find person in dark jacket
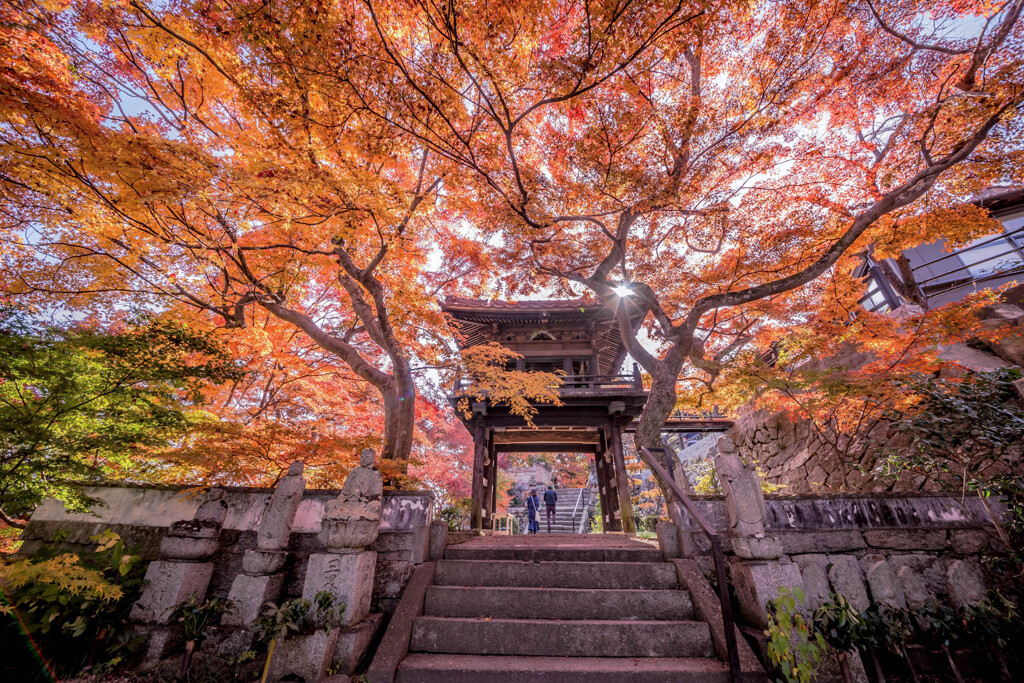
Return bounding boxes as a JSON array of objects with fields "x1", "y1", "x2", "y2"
[
  {"x1": 526, "y1": 489, "x2": 540, "y2": 534},
  {"x1": 543, "y1": 485, "x2": 557, "y2": 533}
]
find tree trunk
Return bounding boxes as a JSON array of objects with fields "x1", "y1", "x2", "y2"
[
  {"x1": 869, "y1": 650, "x2": 886, "y2": 683},
  {"x1": 381, "y1": 367, "x2": 417, "y2": 465},
  {"x1": 632, "y1": 358, "x2": 692, "y2": 500},
  {"x1": 976, "y1": 489, "x2": 1011, "y2": 548},
  {"x1": 990, "y1": 644, "x2": 1012, "y2": 681},
  {"x1": 899, "y1": 644, "x2": 920, "y2": 683},
  {"x1": 632, "y1": 363, "x2": 679, "y2": 451},
  {"x1": 0, "y1": 505, "x2": 27, "y2": 529},
  {"x1": 941, "y1": 644, "x2": 966, "y2": 683}
]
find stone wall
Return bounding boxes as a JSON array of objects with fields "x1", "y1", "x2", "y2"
[
  {"x1": 18, "y1": 484, "x2": 433, "y2": 613},
  {"x1": 727, "y1": 407, "x2": 930, "y2": 495},
  {"x1": 728, "y1": 401, "x2": 1022, "y2": 496},
  {"x1": 723, "y1": 302, "x2": 1024, "y2": 495},
  {"x1": 673, "y1": 492, "x2": 1007, "y2": 618}
]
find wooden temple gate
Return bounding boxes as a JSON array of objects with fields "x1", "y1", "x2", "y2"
[{"x1": 443, "y1": 297, "x2": 650, "y2": 534}]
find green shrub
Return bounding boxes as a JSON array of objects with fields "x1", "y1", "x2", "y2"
[
  {"x1": 252, "y1": 591, "x2": 346, "y2": 683},
  {"x1": 167, "y1": 594, "x2": 236, "y2": 679},
  {"x1": 0, "y1": 530, "x2": 144, "y2": 679},
  {"x1": 764, "y1": 586, "x2": 827, "y2": 683},
  {"x1": 437, "y1": 497, "x2": 472, "y2": 531}
]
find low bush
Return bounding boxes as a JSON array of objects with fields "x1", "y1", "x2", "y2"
[{"x1": 0, "y1": 530, "x2": 145, "y2": 680}]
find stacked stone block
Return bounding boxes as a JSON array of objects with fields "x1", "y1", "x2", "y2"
[
  {"x1": 218, "y1": 461, "x2": 305, "y2": 652},
  {"x1": 129, "y1": 487, "x2": 228, "y2": 667}
]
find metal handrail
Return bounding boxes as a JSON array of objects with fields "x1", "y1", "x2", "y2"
[
  {"x1": 571, "y1": 488, "x2": 591, "y2": 533},
  {"x1": 641, "y1": 446, "x2": 741, "y2": 683},
  {"x1": 910, "y1": 224, "x2": 1024, "y2": 271},
  {"x1": 569, "y1": 487, "x2": 583, "y2": 532}
]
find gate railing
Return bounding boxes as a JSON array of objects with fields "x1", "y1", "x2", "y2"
[
  {"x1": 641, "y1": 446, "x2": 741, "y2": 683},
  {"x1": 454, "y1": 370, "x2": 645, "y2": 395}
]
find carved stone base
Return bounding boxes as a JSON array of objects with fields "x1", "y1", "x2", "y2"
[
  {"x1": 159, "y1": 535, "x2": 219, "y2": 561},
  {"x1": 302, "y1": 551, "x2": 376, "y2": 627},
  {"x1": 730, "y1": 559, "x2": 804, "y2": 629},
  {"x1": 222, "y1": 572, "x2": 285, "y2": 627},
  {"x1": 266, "y1": 612, "x2": 383, "y2": 683},
  {"x1": 333, "y1": 612, "x2": 383, "y2": 674},
  {"x1": 129, "y1": 560, "x2": 214, "y2": 624},
  {"x1": 267, "y1": 627, "x2": 339, "y2": 683},
  {"x1": 733, "y1": 535, "x2": 783, "y2": 560},
  {"x1": 134, "y1": 625, "x2": 180, "y2": 671},
  {"x1": 206, "y1": 624, "x2": 260, "y2": 657},
  {"x1": 319, "y1": 517, "x2": 380, "y2": 551}
]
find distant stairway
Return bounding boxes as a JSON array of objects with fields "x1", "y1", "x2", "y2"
[
  {"x1": 534, "y1": 487, "x2": 590, "y2": 533},
  {"x1": 380, "y1": 535, "x2": 761, "y2": 682}
]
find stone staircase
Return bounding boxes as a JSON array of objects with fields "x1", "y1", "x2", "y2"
[
  {"x1": 533, "y1": 487, "x2": 590, "y2": 533},
  {"x1": 386, "y1": 535, "x2": 755, "y2": 682}
]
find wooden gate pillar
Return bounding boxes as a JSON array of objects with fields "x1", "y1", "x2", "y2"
[
  {"x1": 598, "y1": 428, "x2": 622, "y2": 531},
  {"x1": 609, "y1": 418, "x2": 637, "y2": 534},
  {"x1": 593, "y1": 446, "x2": 612, "y2": 532},
  {"x1": 486, "y1": 439, "x2": 498, "y2": 529},
  {"x1": 470, "y1": 417, "x2": 486, "y2": 531}
]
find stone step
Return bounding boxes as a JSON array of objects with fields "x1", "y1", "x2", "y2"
[
  {"x1": 424, "y1": 586, "x2": 694, "y2": 621},
  {"x1": 410, "y1": 617, "x2": 715, "y2": 658},
  {"x1": 434, "y1": 560, "x2": 678, "y2": 590},
  {"x1": 445, "y1": 541, "x2": 661, "y2": 563},
  {"x1": 396, "y1": 654, "x2": 731, "y2": 682}
]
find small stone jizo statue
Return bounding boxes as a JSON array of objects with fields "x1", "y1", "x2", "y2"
[
  {"x1": 192, "y1": 486, "x2": 229, "y2": 526},
  {"x1": 257, "y1": 460, "x2": 306, "y2": 551},
  {"x1": 714, "y1": 436, "x2": 781, "y2": 560},
  {"x1": 320, "y1": 449, "x2": 383, "y2": 551}
]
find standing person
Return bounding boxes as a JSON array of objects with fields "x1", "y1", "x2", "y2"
[
  {"x1": 544, "y1": 485, "x2": 558, "y2": 533},
  {"x1": 526, "y1": 488, "x2": 540, "y2": 534}
]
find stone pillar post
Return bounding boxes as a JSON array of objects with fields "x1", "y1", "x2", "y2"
[
  {"x1": 269, "y1": 449, "x2": 382, "y2": 683},
  {"x1": 222, "y1": 461, "x2": 306, "y2": 631},
  {"x1": 486, "y1": 439, "x2": 499, "y2": 527},
  {"x1": 593, "y1": 447, "x2": 612, "y2": 531},
  {"x1": 130, "y1": 487, "x2": 229, "y2": 667},
  {"x1": 714, "y1": 436, "x2": 801, "y2": 629},
  {"x1": 714, "y1": 435, "x2": 782, "y2": 561}
]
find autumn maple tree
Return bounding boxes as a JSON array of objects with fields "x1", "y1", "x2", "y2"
[
  {"x1": 0, "y1": 308, "x2": 238, "y2": 527},
  {"x1": 165, "y1": 311, "x2": 383, "y2": 487},
  {"x1": 356, "y1": 0, "x2": 1024, "y2": 482},
  {"x1": 0, "y1": 0, "x2": 490, "y2": 467},
  {"x1": 3, "y1": 0, "x2": 1024, "y2": 499}
]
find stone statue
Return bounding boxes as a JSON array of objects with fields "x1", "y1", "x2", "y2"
[
  {"x1": 325, "y1": 449, "x2": 383, "y2": 522},
  {"x1": 161, "y1": 486, "x2": 228, "y2": 561},
  {"x1": 320, "y1": 449, "x2": 383, "y2": 551},
  {"x1": 257, "y1": 461, "x2": 306, "y2": 551},
  {"x1": 239, "y1": 461, "x2": 307, "y2": 576},
  {"x1": 714, "y1": 436, "x2": 781, "y2": 560},
  {"x1": 192, "y1": 486, "x2": 229, "y2": 526}
]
